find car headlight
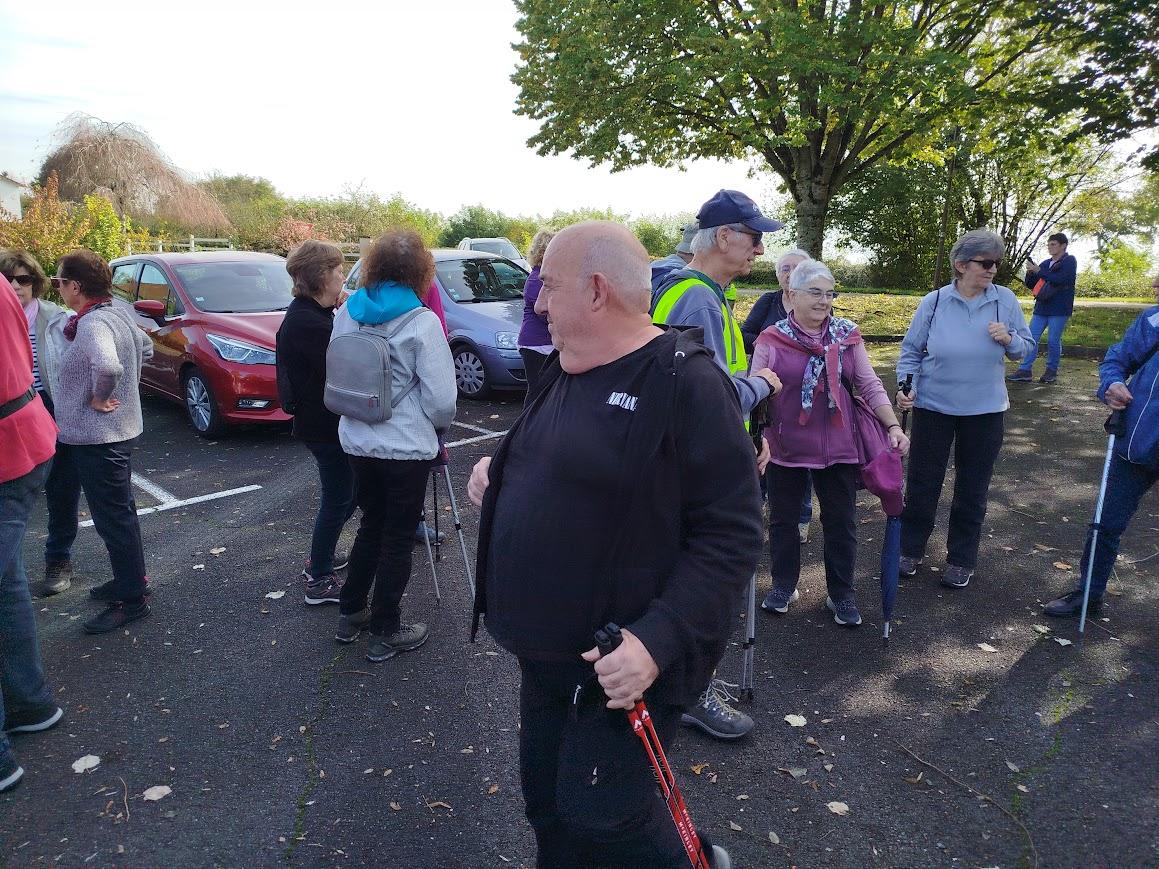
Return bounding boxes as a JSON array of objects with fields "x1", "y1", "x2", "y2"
[
  {"x1": 206, "y1": 334, "x2": 277, "y2": 365},
  {"x1": 495, "y1": 331, "x2": 519, "y2": 350}
]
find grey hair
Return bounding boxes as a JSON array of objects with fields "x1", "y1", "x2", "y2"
[
  {"x1": 689, "y1": 226, "x2": 724, "y2": 255},
  {"x1": 528, "y1": 229, "x2": 555, "y2": 268},
  {"x1": 949, "y1": 229, "x2": 1004, "y2": 270},
  {"x1": 787, "y1": 259, "x2": 835, "y2": 291},
  {"x1": 776, "y1": 248, "x2": 811, "y2": 272}
]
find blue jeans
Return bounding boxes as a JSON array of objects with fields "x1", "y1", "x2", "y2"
[
  {"x1": 303, "y1": 441, "x2": 356, "y2": 576},
  {"x1": 1077, "y1": 452, "x2": 1158, "y2": 598},
  {"x1": 1019, "y1": 314, "x2": 1070, "y2": 372},
  {"x1": 1, "y1": 460, "x2": 55, "y2": 764}
]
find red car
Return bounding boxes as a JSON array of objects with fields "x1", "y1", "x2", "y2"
[{"x1": 108, "y1": 251, "x2": 293, "y2": 438}]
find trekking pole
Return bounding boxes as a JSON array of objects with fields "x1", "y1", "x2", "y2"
[
  {"x1": 594, "y1": 624, "x2": 712, "y2": 869},
  {"x1": 441, "y1": 463, "x2": 476, "y2": 602},
  {"x1": 431, "y1": 468, "x2": 442, "y2": 562},
  {"x1": 1078, "y1": 410, "x2": 1124, "y2": 640},
  {"x1": 740, "y1": 397, "x2": 769, "y2": 703},
  {"x1": 419, "y1": 495, "x2": 441, "y2": 604},
  {"x1": 898, "y1": 374, "x2": 914, "y2": 433}
]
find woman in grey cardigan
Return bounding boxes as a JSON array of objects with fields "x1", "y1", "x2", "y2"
[
  {"x1": 44, "y1": 249, "x2": 154, "y2": 634},
  {"x1": 895, "y1": 230, "x2": 1032, "y2": 590}
]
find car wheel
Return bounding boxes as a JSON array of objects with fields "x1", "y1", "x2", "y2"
[
  {"x1": 453, "y1": 345, "x2": 490, "y2": 400},
  {"x1": 183, "y1": 367, "x2": 227, "y2": 438}
]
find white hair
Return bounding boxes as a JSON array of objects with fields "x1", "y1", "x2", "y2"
[
  {"x1": 787, "y1": 259, "x2": 835, "y2": 291},
  {"x1": 776, "y1": 248, "x2": 811, "y2": 271},
  {"x1": 689, "y1": 226, "x2": 725, "y2": 256}
]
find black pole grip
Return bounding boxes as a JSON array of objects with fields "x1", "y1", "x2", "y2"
[
  {"x1": 1104, "y1": 410, "x2": 1126, "y2": 437},
  {"x1": 595, "y1": 623, "x2": 623, "y2": 657},
  {"x1": 899, "y1": 374, "x2": 913, "y2": 395}
]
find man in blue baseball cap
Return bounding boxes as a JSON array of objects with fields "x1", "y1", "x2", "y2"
[{"x1": 651, "y1": 190, "x2": 784, "y2": 742}]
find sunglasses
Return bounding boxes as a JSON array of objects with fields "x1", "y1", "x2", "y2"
[
  {"x1": 969, "y1": 259, "x2": 1002, "y2": 270},
  {"x1": 728, "y1": 225, "x2": 763, "y2": 246},
  {"x1": 50, "y1": 276, "x2": 75, "y2": 290},
  {"x1": 2, "y1": 273, "x2": 35, "y2": 287},
  {"x1": 798, "y1": 288, "x2": 839, "y2": 301}
]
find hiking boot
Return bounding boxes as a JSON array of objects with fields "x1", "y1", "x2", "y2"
[
  {"x1": 1039, "y1": 368, "x2": 1058, "y2": 384},
  {"x1": 761, "y1": 587, "x2": 800, "y2": 614},
  {"x1": 302, "y1": 551, "x2": 349, "y2": 580},
  {"x1": 899, "y1": 556, "x2": 921, "y2": 577},
  {"x1": 4, "y1": 704, "x2": 63, "y2": 734},
  {"x1": 680, "y1": 678, "x2": 754, "y2": 740},
  {"x1": 366, "y1": 623, "x2": 429, "y2": 663},
  {"x1": 90, "y1": 579, "x2": 153, "y2": 603},
  {"x1": 826, "y1": 596, "x2": 863, "y2": 627},
  {"x1": 335, "y1": 608, "x2": 372, "y2": 644},
  {"x1": 0, "y1": 754, "x2": 24, "y2": 793},
  {"x1": 303, "y1": 573, "x2": 343, "y2": 605},
  {"x1": 413, "y1": 522, "x2": 444, "y2": 546},
  {"x1": 83, "y1": 599, "x2": 151, "y2": 634},
  {"x1": 941, "y1": 565, "x2": 973, "y2": 589},
  {"x1": 40, "y1": 559, "x2": 73, "y2": 596},
  {"x1": 1044, "y1": 589, "x2": 1103, "y2": 618},
  {"x1": 798, "y1": 522, "x2": 810, "y2": 543},
  {"x1": 1006, "y1": 369, "x2": 1033, "y2": 382}
]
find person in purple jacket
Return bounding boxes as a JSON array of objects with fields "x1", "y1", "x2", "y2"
[
  {"x1": 1008, "y1": 232, "x2": 1077, "y2": 384},
  {"x1": 516, "y1": 230, "x2": 555, "y2": 400}
]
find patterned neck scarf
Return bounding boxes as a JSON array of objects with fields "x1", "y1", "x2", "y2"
[
  {"x1": 63, "y1": 297, "x2": 112, "y2": 341},
  {"x1": 774, "y1": 312, "x2": 859, "y2": 425}
]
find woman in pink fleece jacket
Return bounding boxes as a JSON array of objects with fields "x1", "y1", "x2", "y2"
[{"x1": 752, "y1": 260, "x2": 908, "y2": 628}]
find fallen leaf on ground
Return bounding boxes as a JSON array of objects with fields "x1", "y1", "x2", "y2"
[
  {"x1": 209, "y1": 547, "x2": 226, "y2": 556},
  {"x1": 143, "y1": 785, "x2": 171, "y2": 801},
  {"x1": 1054, "y1": 637, "x2": 1074, "y2": 647},
  {"x1": 805, "y1": 736, "x2": 820, "y2": 747},
  {"x1": 784, "y1": 714, "x2": 807, "y2": 727},
  {"x1": 427, "y1": 801, "x2": 452, "y2": 810},
  {"x1": 736, "y1": 794, "x2": 750, "y2": 800},
  {"x1": 728, "y1": 821, "x2": 743, "y2": 831},
  {"x1": 827, "y1": 801, "x2": 850, "y2": 816},
  {"x1": 903, "y1": 772, "x2": 923, "y2": 785},
  {"x1": 823, "y1": 763, "x2": 834, "y2": 772},
  {"x1": 1001, "y1": 545, "x2": 1015, "y2": 552},
  {"x1": 1032, "y1": 624, "x2": 1051, "y2": 634},
  {"x1": 977, "y1": 643, "x2": 999, "y2": 653},
  {"x1": 192, "y1": 564, "x2": 205, "y2": 570},
  {"x1": 690, "y1": 763, "x2": 709, "y2": 775},
  {"x1": 768, "y1": 832, "x2": 781, "y2": 844},
  {"x1": 389, "y1": 802, "x2": 401, "y2": 811},
  {"x1": 777, "y1": 767, "x2": 808, "y2": 780},
  {"x1": 72, "y1": 754, "x2": 100, "y2": 773},
  {"x1": 1053, "y1": 561, "x2": 1073, "y2": 570},
  {"x1": 1016, "y1": 784, "x2": 1030, "y2": 793},
  {"x1": 1034, "y1": 543, "x2": 1057, "y2": 552},
  {"x1": 264, "y1": 590, "x2": 286, "y2": 600},
  {"x1": 487, "y1": 784, "x2": 499, "y2": 795},
  {"x1": 1005, "y1": 760, "x2": 1020, "y2": 773}
]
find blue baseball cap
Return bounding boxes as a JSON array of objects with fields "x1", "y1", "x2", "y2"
[{"x1": 696, "y1": 189, "x2": 784, "y2": 233}]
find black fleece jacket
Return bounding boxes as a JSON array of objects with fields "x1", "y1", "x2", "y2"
[
  {"x1": 471, "y1": 328, "x2": 763, "y2": 707},
  {"x1": 275, "y1": 295, "x2": 340, "y2": 443}
]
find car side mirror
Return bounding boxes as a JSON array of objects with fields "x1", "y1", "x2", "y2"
[{"x1": 133, "y1": 299, "x2": 168, "y2": 322}]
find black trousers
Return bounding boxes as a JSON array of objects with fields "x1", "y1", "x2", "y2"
[
  {"x1": 519, "y1": 349, "x2": 550, "y2": 405},
  {"x1": 900, "y1": 408, "x2": 1005, "y2": 570},
  {"x1": 766, "y1": 462, "x2": 860, "y2": 602},
  {"x1": 518, "y1": 659, "x2": 695, "y2": 869},
  {"x1": 339, "y1": 457, "x2": 430, "y2": 635}
]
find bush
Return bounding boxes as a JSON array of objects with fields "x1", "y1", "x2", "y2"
[
  {"x1": 0, "y1": 173, "x2": 89, "y2": 274},
  {"x1": 829, "y1": 256, "x2": 873, "y2": 288}
]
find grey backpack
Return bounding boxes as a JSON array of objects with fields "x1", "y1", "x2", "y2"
[{"x1": 324, "y1": 308, "x2": 425, "y2": 424}]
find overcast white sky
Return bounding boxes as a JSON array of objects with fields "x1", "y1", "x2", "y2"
[{"x1": 0, "y1": 0, "x2": 778, "y2": 221}]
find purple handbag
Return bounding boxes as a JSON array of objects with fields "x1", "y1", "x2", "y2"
[{"x1": 843, "y1": 383, "x2": 904, "y2": 517}]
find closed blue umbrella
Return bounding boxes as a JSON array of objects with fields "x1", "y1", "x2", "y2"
[{"x1": 881, "y1": 515, "x2": 901, "y2": 644}]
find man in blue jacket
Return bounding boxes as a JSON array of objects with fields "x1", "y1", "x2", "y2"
[
  {"x1": 1044, "y1": 273, "x2": 1159, "y2": 617},
  {"x1": 1009, "y1": 232, "x2": 1078, "y2": 384}
]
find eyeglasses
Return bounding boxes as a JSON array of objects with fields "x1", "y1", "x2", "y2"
[
  {"x1": 3, "y1": 273, "x2": 35, "y2": 287},
  {"x1": 50, "y1": 276, "x2": 75, "y2": 290},
  {"x1": 797, "y1": 288, "x2": 839, "y2": 301},
  {"x1": 968, "y1": 259, "x2": 1002, "y2": 270},
  {"x1": 727, "y1": 225, "x2": 762, "y2": 246}
]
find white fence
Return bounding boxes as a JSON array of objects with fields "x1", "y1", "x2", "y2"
[{"x1": 126, "y1": 236, "x2": 234, "y2": 254}]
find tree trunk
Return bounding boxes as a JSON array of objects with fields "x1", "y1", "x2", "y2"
[{"x1": 793, "y1": 197, "x2": 829, "y2": 260}]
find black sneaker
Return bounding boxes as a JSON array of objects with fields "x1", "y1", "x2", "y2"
[
  {"x1": 335, "y1": 608, "x2": 371, "y2": 643},
  {"x1": 761, "y1": 587, "x2": 799, "y2": 614},
  {"x1": 413, "y1": 522, "x2": 444, "y2": 546},
  {"x1": 366, "y1": 623, "x2": 429, "y2": 663},
  {"x1": 40, "y1": 559, "x2": 73, "y2": 596},
  {"x1": 90, "y1": 580, "x2": 153, "y2": 603},
  {"x1": 83, "y1": 599, "x2": 151, "y2": 634},
  {"x1": 304, "y1": 573, "x2": 343, "y2": 605},
  {"x1": 1039, "y1": 368, "x2": 1058, "y2": 384},
  {"x1": 680, "y1": 679, "x2": 754, "y2": 740},
  {"x1": 0, "y1": 754, "x2": 23, "y2": 793},
  {"x1": 941, "y1": 565, "x2": 973, "y2": 589},
  {"x1": 898, "y1": 556, "x2": 921, "y2": 577},
  {"x1": 1044, "y1": 589, "x2": 1103, "y2": 618},
  {"x1": 301, "y1": 551, "x2": 349, "y2": 580},
  {"x1": 826, "y1": 596, "x2": 863, "y2": 627},
  {"x1": 4, "y1": 705, "x2": 63, "y2": 734},
  {"x1": 1007, "y1": 369, "x2": 1033, "y2": 382}
]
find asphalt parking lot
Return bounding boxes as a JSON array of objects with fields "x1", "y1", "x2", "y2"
[{"x1": 4, "y1": 356, "x2": 1157, "y2": 868}]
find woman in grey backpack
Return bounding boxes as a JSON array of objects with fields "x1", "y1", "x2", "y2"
[{"x1": 330, "y1": 230, "x2": 457, "y2": 662}]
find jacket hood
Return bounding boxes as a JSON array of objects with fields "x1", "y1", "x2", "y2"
[{"x1": 345, "y1": 281, "x2": 422, "y2": 325}]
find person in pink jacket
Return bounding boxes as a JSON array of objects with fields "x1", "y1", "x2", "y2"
[{"x1": 753, "y1": 260, "x2": 909, "y2": 627}]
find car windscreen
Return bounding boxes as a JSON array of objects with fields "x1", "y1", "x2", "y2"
[
  {"x1": 472, "y1": 241, "x2": 521, "y2": 260},
  {"x1": 172, "y1": 262, "x2": 293, "y2": 313},
  {"x1": 436, "y1": 258, "x2": 526, "y2": 303}
]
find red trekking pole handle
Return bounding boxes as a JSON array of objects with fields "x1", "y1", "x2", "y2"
[{"x1": 594, "y1": 624, "x2": 711, "y2": 869}]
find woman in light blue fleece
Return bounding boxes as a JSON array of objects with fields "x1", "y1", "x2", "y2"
[{"x1": 894, "y1": 230, "x2": 1032, "y2": 589}]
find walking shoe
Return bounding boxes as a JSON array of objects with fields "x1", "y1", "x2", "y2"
[
  {"x1": 366, "y1": 622, "x2": 430, "y2": 663},
  {"x1": 90, "y1": 579, "x2": 153, "y2": 603},
  {"x1": 83, "y1": 599, "x2": 151, "y2": 634},
  {"x1": 335, "y1": 608, "x2": 372, "y2": 643},
  {"x1": 941, "y1": 565, "x2": 973, "y2": 589},
  {"x1": 40, "y1": 559, "x2": 73, "y2": 596},
  {"x1": 413, "y1": 522, "x2": 444, "y2": 546},
  {"x1": 899, "y1": 556, "x2": 921, "y2": 577},
  {"x1": 1044, "y1": 589, "x2": 1103, "y2": 618},
  {"x1": 301, "y1": 551, "x2": 349, "y2": 580},
  {"x1": 303, "y1": 573, "x2": 343, "y2": 605},
  {"x1": 761, "y1": 587, "x2": 800, "y2": 614},
  {"x1": 710, "y1": 845, "x2": 732, "y2": 869},
  {"x1": 798, "y1": 522, "x2": 810, "y2": 543},
  {"x1": 0, "y1": 755, "x2": 24, "y2": 793},
  {"x1": 1006, "y1": 369, "x2": 1033, "y2": 382},
  {"x1": 1039, "y1": 368, "x2": 1058, "y2": 384},
  {"x1": 680, "y1": 679, "x2": 754, "y2": 740},
  {"x1": 826, "y1": 596, "x2": 863, "y2": 627},
  {"x1": 4, "y1": 705, "x2": 63, "y2": 734}
]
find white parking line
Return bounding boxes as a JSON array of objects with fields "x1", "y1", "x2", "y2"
[
  {"x1": 79, "y1": 485, "x2": 263, "y2": 528},
  {"x1": 445, "y1": 431, "x2": 507, "y2": 448},
  {"x1": 130, "y1": 472, "x2": 179, "y2": 505},
  {"x1": 451, "y1": 420, "x2": 504, "y2": 436}
]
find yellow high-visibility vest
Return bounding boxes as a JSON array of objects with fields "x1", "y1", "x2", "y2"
[{"x1": 652, "y1": 277, "x2": 747, "y2": 375}]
